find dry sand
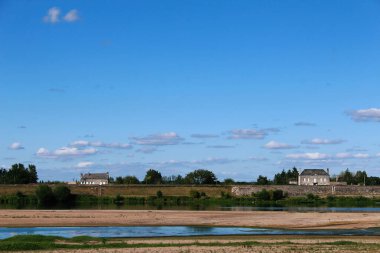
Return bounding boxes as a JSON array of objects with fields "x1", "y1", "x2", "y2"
[{"x1": 0, "y1": 210, "x2": 379, "y2": 229}]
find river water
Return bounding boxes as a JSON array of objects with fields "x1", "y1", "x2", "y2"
[{"x1": 1, "y1": 226, "x2": 380, "y2": 239}]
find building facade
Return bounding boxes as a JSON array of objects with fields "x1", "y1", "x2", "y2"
[
  {"x1": 80, "y1": 172, "x2": 109, "y2": 185},
  {"x1": 298, "y1": 169, "x2": 330, "y2": 186}
]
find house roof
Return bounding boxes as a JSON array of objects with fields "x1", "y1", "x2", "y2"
[
  {"x1": 300, "y1": 169, "x2": 329, "y2": 176},
  {"x1": 81, "y1": 173, "x2": 109, "y2": 180}
]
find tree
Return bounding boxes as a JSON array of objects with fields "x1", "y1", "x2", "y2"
[
  {"x1": 35, "y1": 185, "x2": 54, "y2": 205},
  {"x1": 124, "y1": 176, "x2": 140, "y2": 184},
  {"x1": 53, "y1": 185, "x2": 71, "y2": 203},
  {"x1": 354, "y1": 170, "x2": 367, "y2": 185},
  {"x1": 273, "y1": 167, "x2": 298, "y2": 185},
  {"x1": 144, "y1": 169, "x2": 162, "y2": 184},
  {"x1": 184, "y1": 169, "x2": 217, "y2": 184},
  {"x1": 255, "y1": 189, "x2": 270, "y2": 201},
  {"x1": 256, "y1": 175, "x2": 270, "y2": 185},
  {"x1": 114, "y1": 176, "x2": 123, "y2": 184},
  {"x1": 0, "y1": 163, "x2": 39, "y2": 184},
  {"x1": 338, "y1": 169, "x2": 354, "y2": 185},
  {"x1": 28, "y1": 164, "x2": 38, "y2": 183},
  {"x1": 223, "y1": 178, "x2": 235, "y2": 185}
]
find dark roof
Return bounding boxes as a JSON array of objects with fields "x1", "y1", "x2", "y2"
[
  {"x1": 81, "y1": 173, "x2": 109, "y2": 180},
  {"x1": 300, "y1": 169, "x2": 329, "y2": 176}
]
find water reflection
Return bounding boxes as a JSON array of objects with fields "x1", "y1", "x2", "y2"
[{"x1": 0, "y1": 226, "x2": 380, "y2": 239}]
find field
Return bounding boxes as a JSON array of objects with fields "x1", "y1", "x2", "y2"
[
  {"x1": 0, "y1": 185, "x2": 231, "y2": 198},
  {"x1": 1, "y1": 235, "x2": 380, "y2": 253}
]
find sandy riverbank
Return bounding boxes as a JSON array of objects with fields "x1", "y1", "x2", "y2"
[{"x1": 0, "y1": 210, "x2": 380, "y2": 229}]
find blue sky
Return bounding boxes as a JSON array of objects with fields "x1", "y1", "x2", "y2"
[{"x1": 1, "y1": 0, "x2": 380, "y2": 181}]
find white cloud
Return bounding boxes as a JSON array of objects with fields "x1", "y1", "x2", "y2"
[
  {"x1": 263, "y1": 141, "x2": 297, "y2": 149},
  {"x1": 63, "y1": 9, "x2": 79, "y2": 22},
  {"x1": 335, "y1": 153, "x2": 370, "y2": 159},
  {"x1": 132, "y1": 132, "x2": 184, "y2": 146},
  {"x1": 136, "y1": 147, "x2": 158, "y2": 154},
  {"x1": 248, "y1": 156, "x2": 268, "y2": 161},
  {"x1": 228, "y1": 129, "x2": 267, "y2": 140},
  {"x1": 9, "y1": 142, "x2": 24, "y2": 150},
  {"x1": 348, "y1": 108, "x2": 380, "y2": 122},
  {"x1": 70, "y1": 140, "x2": 132, "y2": 149},
  {"x1": 302, "y1": 138, "x2": 345, "y2": 145},
  {"x1": 286, "y1": 152, "x2": 330, "y2": 160},
  {"x1": 191, "y1": 134, "x2": 219, "y2": 139},
  {"x1": 43, "y1": 7, "x2": 60, "y2": 23},
  {"x1": 36, "y1": 147, "x2": 97, "y2": 159},
  {"x1": 294, "y1": 121, "x2": 316, "y2": 127},
  {"x1": 43, "y1": 7, "x2": 79, "y2": 24},
  {"x1": 76, "y1": 162, "x2": 94, "y2": 168},
  {"x1": 207, "y1": 145, "x2": 235, "y2": 149}
]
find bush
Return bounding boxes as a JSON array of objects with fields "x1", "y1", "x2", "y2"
[
  {"x1": 35, "y1": 185, "x2": 55, "y2": 205},
  {"x1": 220, "y1": 191, "x2": 232, "y2": 199},
  {"x1": 189, "y1": 190, "x2": 201, "y2": 199},
  {"x1": 156, "y1": 190, "x2": 163, "y2": 198},
  {"x1": 271, "y1": 189, "x2": 285, "y2": 201},
  {"x1": 114, "y1": 194, "x2": 124, "y2": 204},
  {"x1": 255, "y1": 189, "x2": 271, "y2": 201},
  {"x1": 53, "y1": 185, "x2": 71, "y2": 203}
]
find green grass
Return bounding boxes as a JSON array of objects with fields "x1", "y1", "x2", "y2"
[{"x1": 0, "y1": 235, "x2": 379, "y2": 252}]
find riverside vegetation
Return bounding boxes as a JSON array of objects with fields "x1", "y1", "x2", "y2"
[
  {"x1": 1, "y1": 163, "x2": 380, "y2": 209},
  {"x1": 0, "y1": 184, "x2": 379, "y2": 209},
  {"x1": 1, "y1": 234, "x2": 380, "y2": 252}
]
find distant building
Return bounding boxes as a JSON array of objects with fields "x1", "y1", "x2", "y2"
[
  {"x1": 80, "y1": 172, "x2": 109, "y2": 185},
  {"x1": 298, "y1": 169, "x2": 330, "y2": 186}
]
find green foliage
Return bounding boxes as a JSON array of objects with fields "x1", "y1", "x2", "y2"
[
  {"x1": 256, "y1": 175, "x2": 270, "y2": 185},
  {"x1": 254, "y1": 189, "x2": 286, "y2": 201},
  {"x1": 162, "y1": 175, "x2": 184, "y2": 184},
  {"x1": 184, "y1": 169, "x2": 217, "y2": 184},
  {"x1": 53, "y1": 185, "x2": 72, "y2": 203},
  {"x1": 223, "y1": 178, "x2": 235, "y2": 185},
  {"x1": 273, "y1": 167, "x2": 298, "y2": 185},
  {"x1": 254, "y1": 189, "x2": 271, "y2": 201},
  {"x1": 35, "y1": 185, "x2": 55, "y2": 205},
  {"x1": 220, "y1": 191, "x2": 231, "y2": 199},
  {"x1": 189, "y1": 190, "x2": 201, "y2": 199},
  {"x1": 0, "y1": 164, "x2": 38, "y2": 184},
  {"x1": 144, "y1": 169, "x2": 162, "y2": 184},
  {"x1": 156, "y1": 190, "x2": 163, "y2": 198},
  {"x1": 113, "y1": 176, "x2": 140, "y2": 184}
]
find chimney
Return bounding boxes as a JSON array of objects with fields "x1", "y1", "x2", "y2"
[{"x1": 327, "y1": 168, "x2": 329, "y2": 175}]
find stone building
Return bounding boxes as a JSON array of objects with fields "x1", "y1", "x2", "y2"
[
  {"x1": 298, "y1": 169, "x2": 330, "y2": 186},
  {"x1": 80, "y1": 172, "x2": 109, "y2": 185}
]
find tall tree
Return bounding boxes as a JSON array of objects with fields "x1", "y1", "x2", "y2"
[
  {"x1": 144, "y1": 169, "x2": 162, "y2": 184},
  {"x1": 184, "y1": 169, "x2": 217, "y2": 184}
]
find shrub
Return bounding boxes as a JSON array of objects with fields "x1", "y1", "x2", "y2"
[
  {"x1": 156, "y1": 190, "x2": 163, "y2": 198},
  {"x1": 189, "y1": 190, "x2": 201, "y2": 199},
  {"x1": 114, "y1": 194, "x2": 124, "y2": 204},
  {"x1": 271, "y1": 189, "x2": 285, "y2": 201},
  {"x1": 35, "y1": 185, "x2": 55, "y2": 205},
  {"x1": 255, "y1": 189, "x2": 270, "y2": 201},
  {"x1": 53, "y1": 185, "x2": 71, "y2": 203}
]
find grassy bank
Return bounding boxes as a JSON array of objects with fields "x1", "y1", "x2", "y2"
[{"x1": 1, "y1": 235, "x2": 380, "y2": 252}]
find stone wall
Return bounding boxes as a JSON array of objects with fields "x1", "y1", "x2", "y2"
[{"x1": 232, "y1": 185, "x2": 380, "y2": 197}]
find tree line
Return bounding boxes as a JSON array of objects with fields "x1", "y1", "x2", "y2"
[
  {"x1": 2, "y1": 163, "x2": 380, "y2": 186},
  {"x1": 110, "y1": 169, "x2": 218, "y2": 185},
  {"x1": 0, "y1": 164, "x2": 38, "y2": 184}
]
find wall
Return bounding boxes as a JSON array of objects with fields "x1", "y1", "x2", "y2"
[{"x1": 232, "y1": 185, "x2": 380, "y2": 197}]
